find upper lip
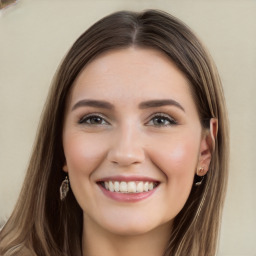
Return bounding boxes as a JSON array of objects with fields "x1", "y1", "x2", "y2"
[{"x1": 96, "y1": 175, "x2": 160, "y2": 183}]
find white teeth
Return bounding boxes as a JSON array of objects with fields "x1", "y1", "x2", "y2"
[
  {"x1": 114, "y1": 181, "x2": 119, "y2": 192},
  {"x1": 102, "y1": 181, "x2": 157, "y2": 193},
  {"x1": 109, "y1": 181, "x2": 114, "y2": 192},
  {"x1": 144, "y1": 182, "x2": 149, "y2": 192},
  {"x1": 137, "y1": 182, "x2": 144, "y2": 193},
  {"x1": 119, "y1": 181, "x2": 128, "y2": 192},
  {"x1": 104, "y1": 181, "x2": 109, "y2": 190},
  {"x1": 127, "y1": 181, "x2": 137, "y2": 193}
]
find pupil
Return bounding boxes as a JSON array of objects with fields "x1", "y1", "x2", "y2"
[
  {"x1": 92, "y1": 117, "x2": 101, "y2": 124},
  {"x1": 155, "y1": 117, "x2": 164, "y2": 125}
]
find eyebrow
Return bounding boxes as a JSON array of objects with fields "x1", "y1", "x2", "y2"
[
  {"x1": 71, "y1": 99, "x2": 185, "y2": 112},
  {"x1": 71, "y1": 99, "x2": 114, "y2": 111},
  {"x1": 139, "y1": 99, "x2": 185, "y2": 112}
]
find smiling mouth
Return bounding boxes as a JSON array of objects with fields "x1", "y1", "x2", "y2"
[{"x1": 98, "y1": 181, "x2": 160, "y2": 193}]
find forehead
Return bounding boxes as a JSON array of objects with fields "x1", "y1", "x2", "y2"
[{"x1": 69, "y1": 47, "x2": 195, "y2": 108}]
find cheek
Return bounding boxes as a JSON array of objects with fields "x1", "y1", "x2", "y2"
[
  {"x1": 63, "y1": 132, "x2": 109, "y2": 210},
  {"x1": 151, "y1": 134, "x2": 199, "y2": 172},
  {"x1": 149, "y1": 133, "x2": 200, "y2": 195},
  {"x1": 148, "y1": 134, "x2": 200, "y2": 218},
  {"x1": 63, "y1": 133, "x2": 108, "y2": 176}
]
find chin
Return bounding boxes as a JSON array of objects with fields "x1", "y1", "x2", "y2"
[
  {"x1": 100, "y1": 215, "x2": 172, "y2": 237},
  {"x1": 106, "y1": 227, "x2": 155, "y2": 237}
]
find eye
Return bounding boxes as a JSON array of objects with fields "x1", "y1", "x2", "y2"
[
  {"x1": 79, "y1": 114, "x2": 109, "y2": 126},
  {"x1": 146, "y1": 113, "x2": 177, "y2": 127}
]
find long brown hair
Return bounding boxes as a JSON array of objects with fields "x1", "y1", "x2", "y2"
[{"x1": 0, "y1": 10, "x2": 229, "y2": 256}]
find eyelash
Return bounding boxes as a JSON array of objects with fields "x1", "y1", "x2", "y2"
[
  {"x1": 146, "y1": 113, "x2": 177, "y2": 127},
  {"x1": 78, "y1": 113, "x2": 177, "y2": 127},
  {"x1": 78, "y1": 113, "x2": 109, "y2": 126}
]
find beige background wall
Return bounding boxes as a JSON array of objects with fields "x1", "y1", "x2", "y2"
[{"x1": 0, "y1": 0, "x2": 255, "y2": 255}]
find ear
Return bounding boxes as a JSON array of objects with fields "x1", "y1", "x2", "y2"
[
  {"x1": 197, "y1": 118, "x2": 218, "y2": 176},
  {"x1": 63, "y1": 163, "x2": 68, "y2": 173}
]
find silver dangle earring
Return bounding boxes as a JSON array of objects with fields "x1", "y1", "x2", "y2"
[
  {"x1": 60, "y1": 176, "x2": 69, "y2": 200},
  {"x1": 195, "y1": 167, "x2": 205, "y2": 186}
]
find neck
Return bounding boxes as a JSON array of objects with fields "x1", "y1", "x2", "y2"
[{"x1": 82, "y1": 218, "x2": 172, "y2": 256}]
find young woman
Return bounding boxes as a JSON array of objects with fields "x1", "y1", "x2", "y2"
[{"x1": 0, "y1": 9, "x2": 229, "y2": 256}]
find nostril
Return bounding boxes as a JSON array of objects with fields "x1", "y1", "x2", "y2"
[
  {"x1": 106, "y1": 129, "x2": 146, "y2": 166},
  {"x1": 107, "y1": 147, "x2": 145, "y2": 166}
]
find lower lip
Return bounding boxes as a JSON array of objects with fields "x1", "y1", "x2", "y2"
[{"x1": 98, "y1": 185, "x2": 158, "y2": 202}]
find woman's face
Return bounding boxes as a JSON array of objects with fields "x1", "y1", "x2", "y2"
[{"x1": 62, "y1": 47, "x2": 205, "y2": 236}]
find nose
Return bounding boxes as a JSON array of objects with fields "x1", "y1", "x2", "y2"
[{"x1": 107, "y1": 124, "x2": 145, "y2": 167}]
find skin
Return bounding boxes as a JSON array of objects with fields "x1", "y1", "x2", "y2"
[{"x1": 62, "y1": 47, "x2": 215, "y2": 256}]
